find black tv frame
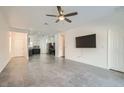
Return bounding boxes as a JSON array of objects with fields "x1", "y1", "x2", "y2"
[{"x1": 76, "y1": 34, "x2": 96, "y2": 48}]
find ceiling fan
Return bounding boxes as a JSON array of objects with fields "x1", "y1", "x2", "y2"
[{"x1": 46, "y1": 6, "x2": 78, "y2": 23}]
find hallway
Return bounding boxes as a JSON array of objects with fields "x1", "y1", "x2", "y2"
[{"x1": 0, "y1": 54, "x2": 124, "y2": 87}]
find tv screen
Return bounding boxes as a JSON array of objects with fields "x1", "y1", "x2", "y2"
[{"x1": 76, "y1": 34, "x2": 96, "y2": 48}]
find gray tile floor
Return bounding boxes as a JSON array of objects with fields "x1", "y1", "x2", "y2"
[{"x1": 0, "y1": 54, "x2": 124, "y2": 87}]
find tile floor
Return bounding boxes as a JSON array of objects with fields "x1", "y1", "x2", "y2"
[{"x1": 0, "y1": 54, "x2": 124, "y2": 87}]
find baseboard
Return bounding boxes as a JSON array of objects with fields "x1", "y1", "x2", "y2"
[
  {"x1": 0, "y1": 58, "x2": 11, "y2": 73},
  {"x1": 109, "y1": 69, "x2": 124, "y2": 73},
  {"x1": 65, "y1": 58, "x2": 108, "y2": 70}
]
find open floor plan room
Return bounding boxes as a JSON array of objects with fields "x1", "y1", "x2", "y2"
[{"x1": 0, "y1": 6, "x2": 124, "y2": 87}]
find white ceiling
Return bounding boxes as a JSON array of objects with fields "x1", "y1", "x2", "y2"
[{"x1": 1, "y1": 6, "x2": 121, "y2": 35}]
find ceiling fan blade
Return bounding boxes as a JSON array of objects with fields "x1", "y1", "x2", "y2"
[
  {"x1": 56, "y1": 19, "x2": 59, "y2": 23},
  {"x1": 65, "y1": 18, "x2": 72, "y2": 23},
  {"x1": 64, "y1": 12, "x2": 78, "y2": 17},
  {"x1": 46, "y1": 14, "x2": 57, "y2": 17},
  {"x1": 57, "y1": 6, "x2": 62, "y2": 15}
]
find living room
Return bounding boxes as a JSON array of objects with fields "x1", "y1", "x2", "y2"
[{"x1": 0, "y1": 5, "x2": 124, "y2": 88}]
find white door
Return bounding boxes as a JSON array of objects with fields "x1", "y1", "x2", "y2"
[
  {"x1": 11, "y1": 32, "x2": 28, "y2": 58},
  {"x1": 14, "y1": 34, "x2": 24, "y2": 56},
  {"x1": 108, "y1": 30, "x2": 124, "y2": 72}
]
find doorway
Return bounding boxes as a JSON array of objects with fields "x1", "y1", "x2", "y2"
[
  {"x1": 55, "y1": 32, "x2": 65, "y2": 58},
  {"x1": 9, "y1": 31, "x2": 28, "y2": 59},
  {"x1": 108, "y1": 30, "x2": 124, "y2": 72}
]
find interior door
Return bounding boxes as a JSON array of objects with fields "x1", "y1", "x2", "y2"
[
  {"x1": 14, "y1": 34, "x2": 24, "y2": 56},
  {"x1": 108, "y1": 30, "x2": 124, "y2": 72},
  {"x1": 11, "y1": 32, "x2": 28, "y2": 58}
]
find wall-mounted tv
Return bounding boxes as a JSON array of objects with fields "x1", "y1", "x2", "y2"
[{"x1": 76, "y1": 34, "x2": 96, "y2": 48}]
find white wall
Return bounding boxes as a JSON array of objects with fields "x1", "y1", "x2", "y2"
[
  {"x1": 10, "y1": 32, "x2": 28, "y2": 59},
  {"x1": 0, "y1": 11, "x2": 10, "y2": 73},
  {"x1": 65, "y1": 26, "x2": 108, "y2": 69},
  {"x1": 40, "y1": 36, "x2": 49, "y2": 53},
  {"x1": 29, "y1": 35, "x2": 41, "y2": 47},
  {"x1": 55, "y1": 33, "x2": 65, "y2": 57}
]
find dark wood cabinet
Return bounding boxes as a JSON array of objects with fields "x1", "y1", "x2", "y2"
[
  {"x1": 28, "y1": 48, "x2": 40, "y2": 57},
  {"x1": 32, "y1": 49, "x2": 40, "y2": 54}
]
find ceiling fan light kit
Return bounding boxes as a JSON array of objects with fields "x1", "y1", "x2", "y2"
[
  {"x1": 59, "y1": 16, "x2": 65, "y2": 21},
  {"x1": 46, "y1": 6, "x2": 78, "y2": 23}
]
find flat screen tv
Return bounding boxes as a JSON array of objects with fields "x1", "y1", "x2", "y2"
[{"x1": 76, "y1": 34, "x2": 96, "y2": 48}]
